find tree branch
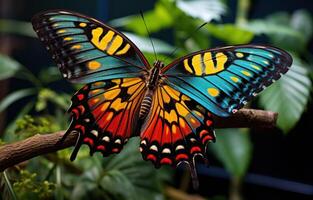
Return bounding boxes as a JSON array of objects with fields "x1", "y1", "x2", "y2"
[{"x1": 0, "y1": 108, "x2": 277, "y2": 171}]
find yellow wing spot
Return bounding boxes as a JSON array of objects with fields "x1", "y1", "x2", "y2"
[
  {"x1": 230, "y1": 76, "x2": 239, "y2": 82},
  {"x1": 101, "y1": 102, "x2": 110, "y2": 111},
  {"x1": 165, "y1": 110, "x2": 178, "y2": 124},
  {"x1": 111, "y1": 98, "x2": 127, "y2": 111},
  {"x1": 103, "y1": 89, "x2": 120, "y2": 100},
  {"x1": 121, "y1": 78, "x2": 142, "y2": 87},
  {"x1": 87, "y1": 61, "x2": 101, "y2": 70},
  {"x1": 252, "y1": 65, "x2": 261, "y2": 71},
  {"x1": 172, "y1": 124, "x2": 177, "y2": 134},
  {"x1": 91, "y1": 28, "x2": 114, "y2": 51},
  {"x1": 190, "y1": 117, "x2": 196, "y2": 125},
  {"x1": 241, "y1": 70, "x2": 252, "y2": 77},
  {"x1": 162, "y1": 88, "x2": 171, "y2": 103},
  {"x1": 107, "y1": 35, "x2": 123, "y2": 55},
  {"x1": 175, "y1": 103, "x2": 189, "y2": 117},
  {"x1": 203, "y1": 52, "x2": 214, "y2": 74},
  {"x1": 89, "y1": 89, "x2": 102, "y2": 95},
  {"x1": 207, "y1": 88, "x2": 220, "y2": 97},
  {"x1": 129, "y1": 84, "x2": 144, "y2": 101},
  {"x1": 71, "y1": 45, "x2": 81, "y2": 50},
  {"x1": 193, "y1": 110, "x2": 204, "y2": 119},
  {"x1": 112, "y1": 79, "x2": 121, "y2": 85},
  {"x1": 52, "y1": 23, "x2": 59, "y2": 27},
  {"x1": 92, "y1": 98, "x2": 100, "y2": 104},
  {"x1": 79, "y1": 22, "x2": 87, "y2": 27},
  {"x1": 165, "y1": 125, "x2": 170, "y2": 135},
  {"x1": 106, "y1": 112, "x2": 113, "y2": 121},
  {"x1": 127, "y1": 83, "x2": 140, "y2": 95},
  {"x1": 183, "y1": 59, "x2": 193, "y2": 73},
  {"x1": 181, "y1": 95, "x2": 190, "y2": 101},
  {"x1": 116, "y1": 44, "x2": 130, "y2": 55},
  {"x1": 236, "y1": 52, "x2": 244, "y2": 58},
  {"x1": 64, "y1": 37, "x2": 73, "y2": 41},
  {"x1": 163, "y1": 85, "x2": 180, "y2": 101},
  {"x1": 192, "y1": 54, "x2": 202, "y2": 76},
  {"x1": 216, "y1": 52, "x2": 228, "y2": 71},
  {"x1": 179, "y1": 118, "x2": 186, "y2": 128},
  {"x1": 157, "y1": 89, "x2": 164, "y2": 108},
  {"x1": 57, "y1": 29, "x2": 66, "y2": 34}
]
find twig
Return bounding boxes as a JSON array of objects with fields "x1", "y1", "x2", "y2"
[{"x1": 0, "y1": 109, "x2": 277, "y2": 171}]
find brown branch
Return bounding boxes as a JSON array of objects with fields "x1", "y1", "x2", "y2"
[{"x1": 0, "y1": 108, "x2": 277, "y2": 172}]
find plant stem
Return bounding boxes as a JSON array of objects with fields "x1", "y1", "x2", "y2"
[
  {"x1": 229, "y1": 176, "x2": 242, "y2": 200},
  {"x1": 3, "y1": 170, "x2": 18, "y2": 200},
  {"x1": 236, "y1": 0, "x2": 251, "y2": 26}
]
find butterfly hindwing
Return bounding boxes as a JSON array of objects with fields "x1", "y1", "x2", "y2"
[
  {"x1": 67, "y1": 77, "x2": 146, "y2": 160},
  {"x1": 140, "y1": 84, "x2": 215, "y2": 167},
  {"x1": 32, "y1": 10, "x2": 149, "y2": 83},
  {"x1": 162, "y1": 45, "x2": 292, "y2": 117}
]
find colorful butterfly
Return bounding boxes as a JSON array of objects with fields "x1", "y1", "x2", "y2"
[{"x1": 32, "y1": 10, "x2": 292, "y2": 186}]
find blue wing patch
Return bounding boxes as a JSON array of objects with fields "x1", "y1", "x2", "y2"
[{"x1": 162, "y1": 45, "x2": 292, "y2": 117}]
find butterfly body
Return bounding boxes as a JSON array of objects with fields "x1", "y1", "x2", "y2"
[
  {"x1": 139, "y1": 60, "x2": 164, "y2": 119},
  {"x1": 32, "y1": 10, "x2": 292, "y2": 188}
]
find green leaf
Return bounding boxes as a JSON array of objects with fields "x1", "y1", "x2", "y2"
[
  {"x1": 259, "y1": 57, "x2": 312, "y2": 133},
  {"x1": 0, "y1": 54, "x2": 22, "y2": 80},
  {"x1": 0, "y1": 19, "x2": 35, "y2": 37},
  {"x1": 290, "y1": 10, "x2": 313, "y2": 40},
  {"x1": 176, "y1": 0, "x2": 226, "y2": 22},
  {"x1": 0, "y1": 88, "x2": 36, "y2": 113},
  {"x1": 110, "y1": 1, "x2": 174, "y2": 35},
  {"x1": 210, "y1": 129, "x2": 252, "y2": 177},
  {"x1": 207, "y1": 24, "x2": 254, "y2": 44},
  {"x1": 124, "y1": 32, "x2": 175, "y2": 54}
]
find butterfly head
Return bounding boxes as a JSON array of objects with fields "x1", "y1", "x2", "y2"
[{"x1": 153, "y1": 60, "x2": 164, "y2": 69}]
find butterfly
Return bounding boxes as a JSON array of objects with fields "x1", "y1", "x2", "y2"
[{"x1": 32, "y1": 10, "x2": 292, "y2": 187}]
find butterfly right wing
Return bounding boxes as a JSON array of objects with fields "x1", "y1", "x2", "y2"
[
  {"x1": 67, "y1": 77, "x2": 146, "y2": 160},
  {"x1": 32, "y1": 10, "x2": 150, "y2": 83}
]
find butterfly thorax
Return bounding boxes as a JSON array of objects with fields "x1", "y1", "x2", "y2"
[{"x1": 139, "y1": 61, "x2": 164, "y2": 119}]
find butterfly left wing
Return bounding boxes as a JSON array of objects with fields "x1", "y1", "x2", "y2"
[
  {"x1": 32, "y1": 10, "x2": 149, "y2": 83},
  {"x1": 161, "y1": 45, "x2": 292, "y2": 117},
  {"x1": 140, "y1": 84, "x2": 215, "y2": 168},
  {"x1": 67, "y1": 77, "x2": 146, "y2": 160}
]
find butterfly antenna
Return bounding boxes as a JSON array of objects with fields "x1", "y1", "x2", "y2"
[
  {"x1": 164, "y1": 22, "x2": 208, "y2": 63},
  {"x1": 140, "y1": 10, "x2": 158, "y2": 61}
]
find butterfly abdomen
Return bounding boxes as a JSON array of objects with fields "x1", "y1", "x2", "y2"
[{"x1": 139, "y1": 90, "x2": 153, "y2": 119}]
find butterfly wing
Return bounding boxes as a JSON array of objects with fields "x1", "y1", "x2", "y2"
[
  {"x1": 67, "y1": 77, "x2": 146, "y2": 160},
  {"x1": 32, "y1": 10, "x2": 150, "y2": 83},
  {"x1": 161, "y1": 45, "x2": 292, "y2": 117},
  {"x1": 140, "y1": 84, "x2": 215, "y2": 168}
]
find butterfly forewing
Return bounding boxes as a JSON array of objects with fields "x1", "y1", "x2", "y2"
[
  {"x1": 32, "y1": 10, "x2": 150, "y2": 83},
  {"x1": 162, "y1": 45, "x2": 292, "y2": 117}
]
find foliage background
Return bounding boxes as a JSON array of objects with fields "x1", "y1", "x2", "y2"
[{"x1": 0, "y1": 0, "x2": 312, "y2": 199}]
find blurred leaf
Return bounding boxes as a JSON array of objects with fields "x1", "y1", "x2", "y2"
[
  {"x1": 290, "y1": 10, "x2": 313, "y2": 42},
  {"x1": 124, "y1": 32, "x2": 175, "y2": 54},
  {"x1": 176, "y1": 0, "x2": 226, "y2": 22},
  {"x1": 243, "y1": 10, "x2": 313, "y2": 52},
  {"x1": 13, "y1": 170, "x2": 55, "y2": 200},
  {"x1": 0, "y1": 54, "x2": 22, "y2": 80},
  {"x1": 207, "y1": 23, "x2": 254, "y2": 44},
  {"x1": 0, "y1": 19, "x2": 35, "y2": 37},
  {"x1": 38, "y1": 66, "x2": 62, "y2": 84},
  {"x1": 1, "y1": 171, "x2": 17, "y2": 200},
  {"x1": 259, "y1": 57, "x2": 312, "y2": 133},
  {"x1": 110, "y1": 1, "x2": 174, "y2": 35},
  {"x1": 36, "y1": 89, "x2": 70, "y2": 111},
  {"x1": 0, "y1": 88, "x2": 36, "y2": 113},
  {"x1": 243, "y1": 19, "x2": 302, "y2": 40},
  {"x1": 211, "y1": 129, "x2": 252, "y2": 177},
  {"x1": 71, "y1": 138, "x2": 171, "y2": 200}
]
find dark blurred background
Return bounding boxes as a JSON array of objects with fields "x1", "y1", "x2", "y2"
[{"x1": 0, "y1": 0, "x2": 312, "y2": 200}]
